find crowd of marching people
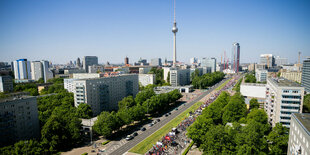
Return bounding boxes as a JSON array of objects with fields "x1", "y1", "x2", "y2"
[{"x1": 146, "y1": 75, "x2": 242, "y2": 155}]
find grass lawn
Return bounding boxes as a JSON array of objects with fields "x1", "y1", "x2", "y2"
[
  {"x1": 129, "y1": 101, "x2": 204, "y2": 154},
  {"x1": 215, "y1": 78, "x2": 231, "y2": 91}
]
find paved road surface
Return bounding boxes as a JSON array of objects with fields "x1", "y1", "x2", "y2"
[{"x1": 109, "y1": 78, "x2": 231, "y2": 155}]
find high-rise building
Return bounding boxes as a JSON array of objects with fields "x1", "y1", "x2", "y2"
[
  {"x1": 287, "y1": 113, "x2": 310, "y2": 155},
  {"x1": 265, "y1": 78, "x2": 304, "y2": 128},
  {"x1": 275, "y1": 56, "x2": 288, "y2": 66},
  {"x1": 139, "y1": 74, "x2": 156, "y2": 86},
  {"x1": 73, "y1": 74, "x2": 138, "y2": 116},
  {"x1": 301, "y1": 58, "x2": 310, "y2": 93},
  {"x1": 13, "y1": 59, "x2": 31, "y2": 80},
  {"x1": 0, "y1": 76, "x2": 13, "y2": 92},
  {"x1": 190, "y1": 57, "x2": 198, "y2": 64},
  {"x1": 255, "y1": 69, "x2": 268, "y2": 82},
  {"x1": 170, "y1": 68, "x2": 190, "y2": 87},
  {"x1": 150, "y1": 58, "x2": 162, "y2": 66},
  {"x1": 260, "y1": 54, "x2": 275, "y2": 68},
  {"x1": 231, "y1": 43, "x2": 240, "y2": 72},
  {"x1": 77, "y1": 57, "x2": 81, "y2": 68},
  {"x1": 88, "y1": 65, "x2": 104, "y2": 73},
  {"x1": 125, "y1": 56, "x2": 129, "y2": 65},
  {"x1": 30, "y1": 61, "x2": 53, "y2": 83},
  {"x1": 83, "y1": 56, "x2": 98, "y2": 73},
  {"x1": 0, "y1": 96, "x2": 40, "y2": 146},
  {"x1": 201, "y1": 57, "x2": 216, "y2": 73}
]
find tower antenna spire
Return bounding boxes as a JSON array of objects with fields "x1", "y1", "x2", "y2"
[
  {"x1": 174, "y1": 0, "x2": 176, "y2": 22},
  {"x1": 172, "y1": 0, "x2": 178, "y2": 67}
]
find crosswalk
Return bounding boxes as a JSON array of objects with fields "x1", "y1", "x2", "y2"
[{"x1": 100, "y1": 139, "x2": 128, "y2": 155}]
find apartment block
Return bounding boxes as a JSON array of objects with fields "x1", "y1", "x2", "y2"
[
  {"x1": 256, "y1": 69, "x2": 268, "y2": 82},
  {"x1": 265, "y1": 78, "x2": 304, "y2": 128},
  {"x1": 0, "y1": 96, "x2": 40, "y2": 146},
  {"x1": 288, "y1": 113, "x2": 310, "y2": 155},
  {"x1": 138, "y1": 74, "x2": 156, "y2": 86},
  {"x1": 170, "y1": 68, "x2": 190, "y2": 87},
  {"x1": 73, "y1": 74, "x2": 139, "y2": 116},
  {"x1": 0, "y1": 75, "x2": 13, "y2": 92}
]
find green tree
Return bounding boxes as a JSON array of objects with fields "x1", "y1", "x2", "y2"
[
  {"x1": 118, "y1": 96, "x2": 136, "y2": 109},
  {"x1": 267, "y1": 123, "x2": 289, "y2": 155},
  {"x1": 222, "y1": 93, "x2": 247, "y2": 124},
  {"x1": 93, "y1": 111, "x2": 121, "y2": 138},
  {"x1": 76, "y1": 103, "x2": 93, "y2": 119},
  {"x1": 249, "y1": 98, "x2": 260, "y2": 109},
  {"x1": 303, "y1": 94, "x2": 310, "y2": 113},
  {"x1": 135, "y1": 88, "x2": 155, "y2": 105},
  {"x1": 246, "y1": 109, "x2": 268, "y2": 124},
  {"x1": 244, "y1": 73, "x2": 256, "y2": 83}
]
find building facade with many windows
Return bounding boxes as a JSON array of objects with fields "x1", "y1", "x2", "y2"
[
  {"x1": 287, "y1": 113, "x2": 310, "y2": 155},
  {"x1": 0, "y1": 96, "x2": 40, "y2": 146},
  {"x1": 301, "y1": 58, "x2": 310, "y2": 93},
  {"x1": 170, "y1": 68, "x2": 190, "y2": 87},
  {"x1": 73, "y1": 74, "x2": 138, "y2": 116},
  {"x1": 265, "y1": 78, "x2": 304, "y2": 128}
]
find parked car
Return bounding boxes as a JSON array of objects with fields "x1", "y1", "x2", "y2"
[
  {"x1": 125, "y1": 135, "x2": 133, "y2": 141},
  {"x1": 156, "y1": 119, "x2": 160, "y2": 122},
  {"x1": 165, "y1": 114, "x2": 169, "y2": 117},
  {"x1": 132, "y1": 132, "x2": 138, "y2": 137},
  {"x1": 141, "y1": 127, "x2": 146, "y2": 131},
  {"x1": 168, "y1": 112, "x2": 171, "y2": 115},
  {"x1": 148, "y1": 123, "x2": 153, "y2": 127}
]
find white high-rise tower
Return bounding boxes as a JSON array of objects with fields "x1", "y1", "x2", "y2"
[{"x1": 172, "y1": 0, "x2": 178, "y2": 67}]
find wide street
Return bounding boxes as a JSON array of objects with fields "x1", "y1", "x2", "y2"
[{"x1": 108, "y1": 77, "x2": 231, "y2": 155}]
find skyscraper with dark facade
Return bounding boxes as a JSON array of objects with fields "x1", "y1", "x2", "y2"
[
  {"x1": 232, "y1": 43, "x2": 240, "y2": 72},
  {"x1": 301, "y1": 58, "x2": 310, "y2": 93}
]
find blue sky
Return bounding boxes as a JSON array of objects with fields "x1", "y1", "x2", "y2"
[{"x1": 0, "y1": 0, "x2": 309, "y2": 64}]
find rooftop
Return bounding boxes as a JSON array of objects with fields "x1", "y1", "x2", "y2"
[
  {"x1": 0, "y1": 95, "x2": 35, "y2": 103},
  {"x1": 293, "y1": 113, "x2": 310, "y2": 137},
  {"x1": 268, "y1": 77, "x2": 301, "y2": 87}
]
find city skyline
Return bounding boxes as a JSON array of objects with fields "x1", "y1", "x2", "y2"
[{"x1": 1, "y1": 0, "x2": 310, "y2": 64}]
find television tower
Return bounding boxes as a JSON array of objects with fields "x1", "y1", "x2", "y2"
[{"x1": 172, "y1": 0, "x2": 178, "y2": 67}]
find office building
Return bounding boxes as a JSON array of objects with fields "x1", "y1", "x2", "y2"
[
  {"x1": 287, "y1": 113, "x2": 310, "y2": 155},
  {"x1": 83, "y1": 56, "x2": 98, "y2": 73},
  {"x1": 281, "y1": 71, "x2": 302, "y2": 83},
  {"x1": 0, "y1": 96, "x2": 40, "y2": 146},
  {"x1": 138, "y1": 74, "x2": 156, "y2": 86},
  {"x1": 77, "y1": 57, "x2": 81, "y2": 68},
  {"x1": 13, "y1": 59, "x2": 31, "y2": 80},
  {"x1": 134, "y1": 58, "x2": 149, "y2": 66},
  {"x1": 64, "y1": 68, "x2": 86, "y2": 74},
  {"x1": 190, "y1": 57, "x2": 198, "y2": 64},
  {"x1": 73, "y1": 74, "x2": 138, "y2": 115},
  {"x1": 0, "y1": 76, "x2": 13, "y2": 92},
  {"x1": 150, "y1": 58, "x2": 162, "y2": 66},
  {"x1": 170, "y1": 68, "x2": 190, "y2": 87},
  {"x1": 88, "y1": 65, "x2": 104, "y2": 73},
  {"x1": 73, "y1": 73, "x2": 104, "y2": 79},
  {"x1": 139, "y1": 67, "x2": 152, "y2": 74},
  {"x1": 260, "y1": 54, "x2": 275, "y2": 68},
  {"x1": 201, "y1": 57, "x2": 217, "y2": 73},
  {"x1": 275, "y1": 56, "x2": 288, "y2": 66},
  {"x1": 255, "y1": 69, "x2": 268, "y2": 82},
  {"x1": 265, "y1": 78, "x2": 304, "y2": 128},
  {"x1": 125, "y1": 56, "x2": 129, "y2": 65},
  {"x1": 231, "y1": 43, "x2": 240, "y2": 72},
  {"x1": 301, "y1": 58, "x2": 310, "y2": 93}
]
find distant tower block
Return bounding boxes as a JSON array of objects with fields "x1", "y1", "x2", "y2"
[
  {"x1": 172, "y1": 0, "x2": 178, "y2": 67},
  {"x1": 125, "y1": 56, "x2": 129, "y2": 65}
]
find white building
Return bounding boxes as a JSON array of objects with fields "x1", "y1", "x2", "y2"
[
  {"x1": 64, "y1": 78, "x2": 79, "y2": 93},
  {"x1": 287, "y1": 113, "x2": 310, "y2": 155},
  {"x1": 30, "y1": 60, "x2": 53, "y2": 83},
  {"x1": 0, "y1": 76, "x2": 13, "y2": 92},
  {"x1": 138, "y1": 74, "x2": 156, "y2": 86},
  {"x1": 73, "y1": 73, "x2": 104, "y2": 79},
  {"x1": 163, "y1": 67, "x2": 171, "y2": 82},
  {"x1": 13, "y1": 59, "x2": 31, "y2": 80},
  {"x1": 265, "y1": 78, "x2": 304, "y2": 128},
  {"x1": 255, "y1": 69, "x2": 268, "y2": 82},
  {"x1": 170, "y1": 68, "x2": 190, "y2": 87},
  {"x1": 0, "y1": 96, "x2": 40, "y2": 145},
  {"x1": 150, "y1": 58, "x2": 162, "y2": 66},
  {"x1": 73, "y1": 74, "x2": 139, "y2": 116},
  {"x1": 240, "y1": 83, "x2": 266, "y2": 106}
]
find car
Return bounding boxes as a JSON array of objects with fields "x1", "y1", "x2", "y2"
[
  {"x1": 175, "y1": 108, "x2": 178, "y2": 110},
  {"x1": 125, "y1": 135, "x2": 133, "y2": 141},
  {"x1": 152, "y1": 120, "x2": 157, "y2": 124},
  {"x1": 165, "y1": 114, "x2": 169, "y2": 117},
  {"x1": 168, "y1": 112, "x2": 171, "y2": 115},
  {"x1": 132, "y1": 132, "x2": 138, "y2": 137},
  {"x1": 148, "y1": 123, "x2": 153, "y2": 127},
  {"x1": 141, "y1": 127, "x2": 146, "y2": 131},
  {"x1": 156, "y1": 119, "x2": 160, "y2": 122},
  {"x1": 91, "y1": 150, "x2": 96, "y2": 152}
]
